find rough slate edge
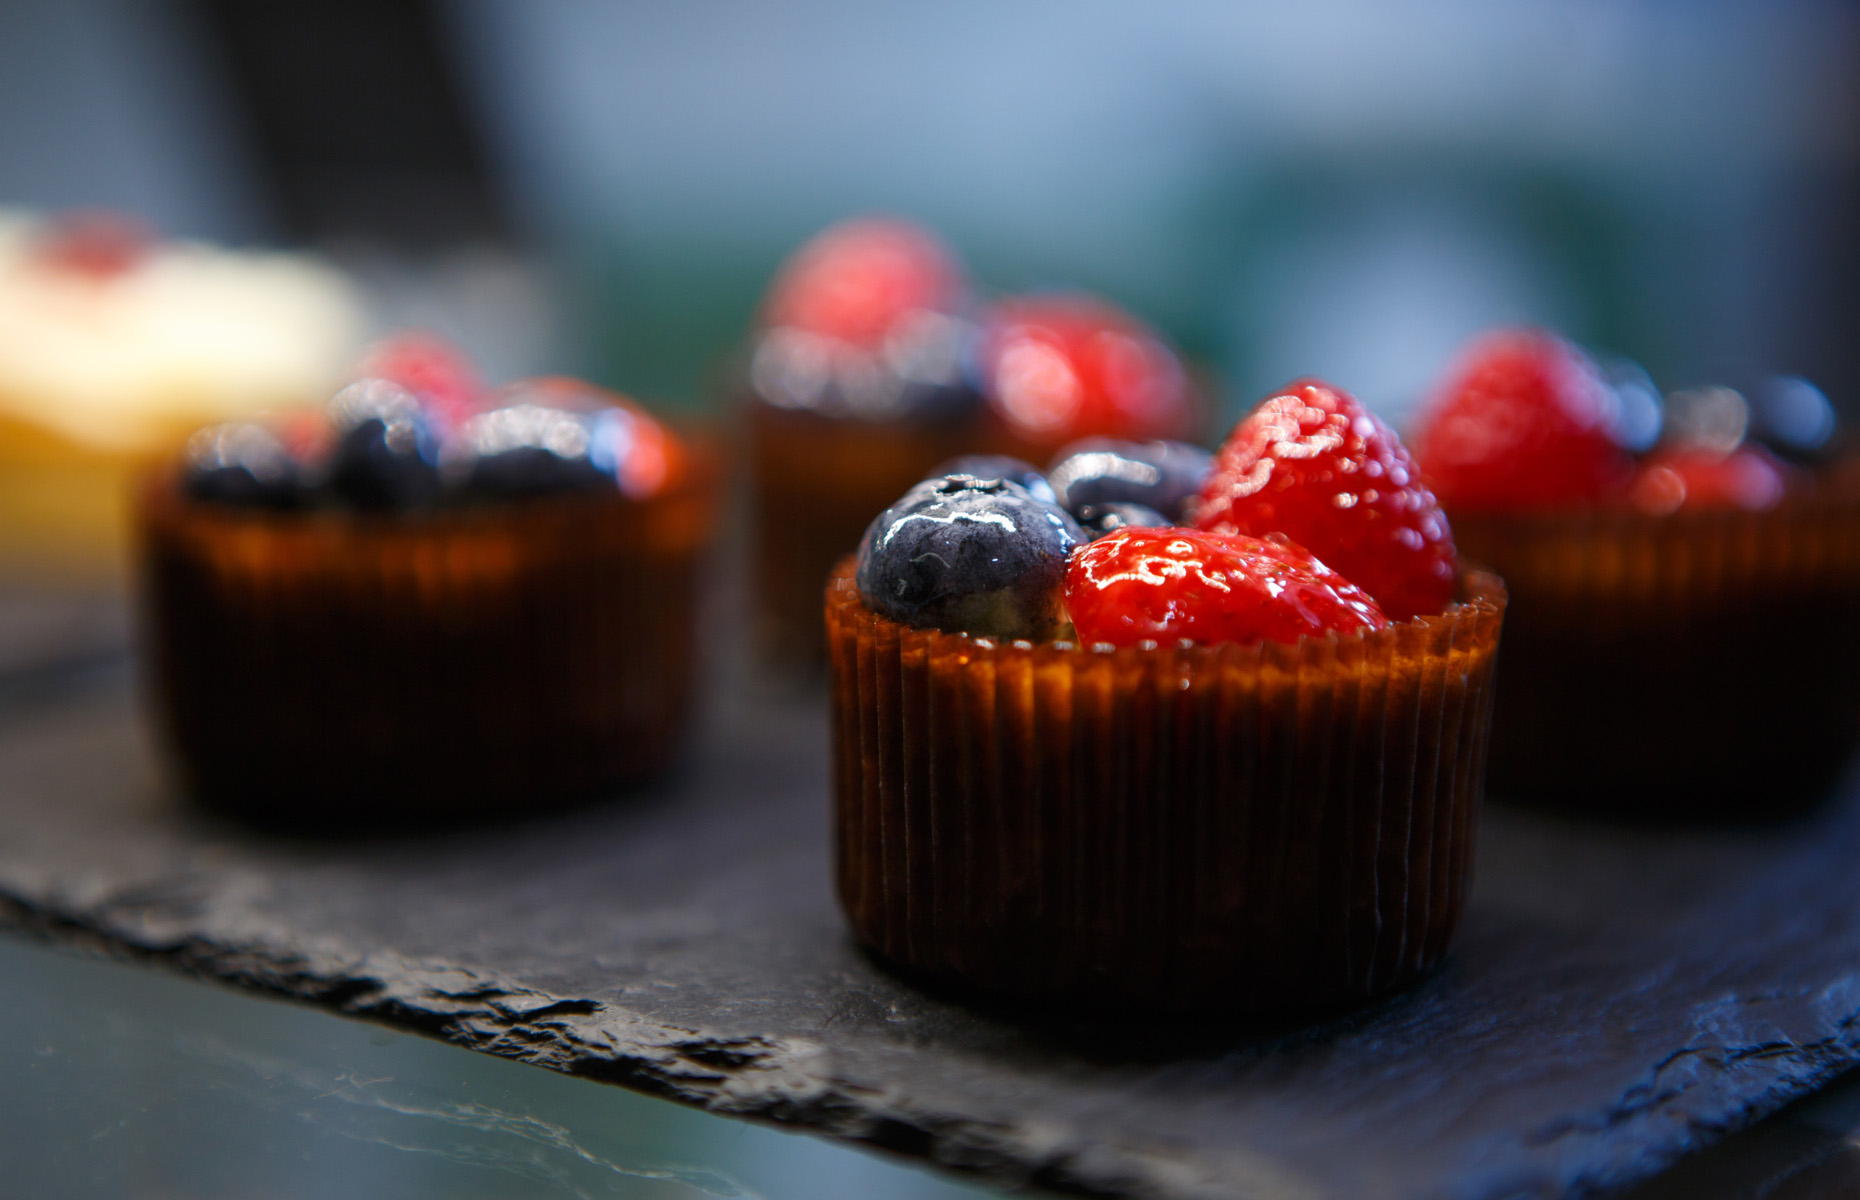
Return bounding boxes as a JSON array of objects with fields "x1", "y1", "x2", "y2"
[{"x1": 2, "y1": 680, "x2": 1860, "y2": 1200}]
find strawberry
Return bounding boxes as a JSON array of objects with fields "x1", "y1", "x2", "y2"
[
  {"x1": 1064, "y1": 526, "x2": 1388, "y2": 648},
  {"x1": 28, "y1": 211, "x2": 154, "y2": 279},
  {"x1": 356, "y1": 332, "x2": 485, "y2": 435},
  {"x1": 1192, "y1": 380, "x2": 1456, "y2": 621},
  {"x1": 1628, "y1": 445, "x2": 1790, "y2": 515},
  {"x1": 1409, "y1": 329, "x2": 1632, "y2": 510},
  {"x1": 761, "y1": 218, "x2": 963, "y2": 348},
  {"x1": 979, "y1": 294, "x2": 1195, "y2": 452}
]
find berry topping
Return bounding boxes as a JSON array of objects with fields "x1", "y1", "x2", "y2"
[
  {"x1": 27, "y1": 212, "x2": 155, "y2": 279},
  {"x1": 761, "y1": 218, "x2": 963, "y2": 348},
  {"x1": 928, "y1": 454, "x2": 1056, "y2": 504},
  {"x1": 1047, "y1": 438, "x2": 1213, "y2": 522},
  {"x1": 1193, "y1": 380, "x2": 1457, "y2": 621},
  {"x1": 355, "y1": 332, "x2": 485, "y2": 435},
  {"x1": 1066, "y1": 527, "x2": 1388, "y2": 648},
  {"x1": 1628, "y1": 446, "x2": 1791, "y2": 515},
  {"x1": 1410, "y1": 329, "x2": 1634, "y2": 511},
  {"x1": 856, "y1": 475, "x2": 1084, "y2": 640},
  {"x1": 1075, "y1": 502, "x2": 1171, "y2": 539},
  {"x1": 447, "y1": 386, "x2": 681, "y2": 502},
  {"x1": 182, "y1": 422, "x2": 302, "y2": 509},
  {"x1": 978, "y1": 295, "x2": 1195, "y2": 450},
  {"x1": 325, "y1": 378, "x2": 443, "y2": 510}
]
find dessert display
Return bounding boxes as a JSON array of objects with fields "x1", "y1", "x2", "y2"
[
  {"x1": 1410, "y1": 329, "x2": 1860, "y2": 817},
  {"x1": 138, "y1": 336, "x2": 719, "y2": 828},
  {"x1": 828, "y1": 379, "x2": 1504, "y2": 1015},
  {"x1": 0, "y1": 211, "x2": 361, "y2": 573},
  {"x1": 744, "y1": 218, "x2": 1203, "y2": 665}
]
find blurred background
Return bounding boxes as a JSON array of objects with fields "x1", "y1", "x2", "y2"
[{"x1": 2, "y1": 0, "x2": 1853, "y2": 429}]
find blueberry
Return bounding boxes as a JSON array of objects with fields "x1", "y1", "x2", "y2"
[
  {"x1": 855, "y1": 474, "x2": 1084, "y2": 640},
  {"x1": 182, "y1": 422, "x2": 303, "y2": 509},
  {"x1": 1076, "y1": 501, "x2": 1171, "y2": 539},
  {"x1": 749, "y1": 312, "x2": 983, "y2": 421},
  {"x1": 1047, "y1": 438, "x2": 1213, "y2": 522},
  {"x1": 445, "y1": 403, "x2": 615, "y2": 499},
  {"x1": 926, "y1": 454, "x2": 1056, "y2": 504},
  {"x1": 324, "y1": 378, "x2": 442, "y2": 510}
]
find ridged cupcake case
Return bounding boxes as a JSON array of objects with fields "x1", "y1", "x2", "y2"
[
  {"x1": 137, "y1": 448, "x2": 720, "y2": 828},
  {"x1": 1453, "y1": 490, "x2": 1860, "y2": 818},
  {"x1": 826, "y1": 562, "x2": 1506, "y2": 1016}
]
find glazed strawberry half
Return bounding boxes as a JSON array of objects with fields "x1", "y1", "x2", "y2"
[
  {"x1": 1065, "y1": 526, "x2": 1388, "y2": 648},
  {"x1": 760, "y1": 217, "x2": 964, "y2": 348},
  {"x1": 1409, "y1": 329, "x2": 1633, "y2": 511},
  {"x1": 979, "y1": 294, "x2": 1196, "y2": 451},
  {"x1": 1192, "y1": 380, "x2": 1457, "y2": 621}
]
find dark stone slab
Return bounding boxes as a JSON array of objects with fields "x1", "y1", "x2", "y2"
[{"x1": 2, "y1": 673, "x2": 1859, "y2": 1200}]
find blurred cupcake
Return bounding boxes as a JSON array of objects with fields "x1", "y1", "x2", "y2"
[
  {"x1": 139, "y1": 336, "x2": 719, "y2": 829},
  {"x1": 828, "y1": 380, "x2": 1503, "y2": 1015},
  {"x1": 1410, "y1": 329, "x2": 1860, "y2": 818},
  {"x1": 745, "y1": 218, "x2": 984, "y2": 667},
  {"x1": 0, "y1": 211, "x2": 361, "y2": 575}
]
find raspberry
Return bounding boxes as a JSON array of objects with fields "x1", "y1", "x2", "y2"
[
  {"x1": 28, "y1": 211, "x2": 154, "y2": 279},
  {"x1": 1064, "y1": 526, "x2": 1388, "y2": 648},
  {"x1": 1628, "y1": 446, "x2": 1790, "y2": 515},
  {"x1": 979, "y1": 295, "x2": 1195, "y2": 451},
  {"x1": 1191, "y1": 380, "x2": 1457, "y2": 621},
  {"x1": 1410, "y1": 329, "x2": 1633, "y2": 510},
  {"x1": 357, "y1": 333, "x2": 485, "y2": 435},
  {"x1": 761, "y1": 218, "x2": 963, "y2": 348}
]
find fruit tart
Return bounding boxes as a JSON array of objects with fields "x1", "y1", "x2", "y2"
[
  {"x1": 139, "y1": 336, "x2": 719, "y2": 829},
  {"x1": 827, "y1": 379, "x2": 1504, "y2": 1015},
  {"x1": 1409, "y1": 328, "x2": 1860, "y2": 818}
]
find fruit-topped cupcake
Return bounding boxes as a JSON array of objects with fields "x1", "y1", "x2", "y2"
[
  {"x1": 746, "y1": 218, "x2": 983, "y2": 666},
  {"x1": 827, "y1": 379, "x2": 1504, "y2": 1016},
  {"x1": 139, "y1": 335, "x2": 719, "y2": 829},
  {"x1": 1410, "y1": 329, "x2": 1860, "y2": 818}
]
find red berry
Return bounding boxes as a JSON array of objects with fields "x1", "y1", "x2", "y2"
[
  {"x1": 1410, "y1": 329, "x2": 1633, "y2": 510},
  {"x1": 1628, "y1": 446, "x2": 1790, "y2": 515},
  {"x1": 979, "y1": 294, "x2": 1195, "y2": 451},
  {"x1": 762, "y1": 218, "x2": 963, "y2": 347},
  {"x1": 1065, "y1": 526, "x2": 1388, "y2": 649},
  {"x1": 28, "y1": 211, "x2": 155, "y2": 279},
  {"x1": 1192, "y1": 380, "x2": 1457, "y2": 621},
  {"x1": 357, "y1": 332, "x2": 485, "y2": 434}
]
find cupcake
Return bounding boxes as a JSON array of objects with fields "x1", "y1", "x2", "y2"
[
  {"x1": 746, "y1": 219, "x2": 984, "y2": 666},
  {"x1": 1409, "y1": 329, "x2": 1860, "y2": 818},
  {"x1": 744, "y1": 219, "x2": 1205, "y2": 667},
  {"x1": 0, "y1": 211, "x2": 361, "y2": 574},
  {"x1": 138, "y1": 337, "x2": 719, "y2": 829},
  {"x1": 828, "y1": 380, "x2": 1503, "y2": 1015}
]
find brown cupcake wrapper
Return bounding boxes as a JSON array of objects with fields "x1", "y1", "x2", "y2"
[
  {"x1": 826, "y1": 563, "x2": 1506, "y2": 1016},
  {"x1": 1452, "y1": 492, "x2": 1860, "y2": 816},
  {"x1": 749, "y1": 402, "x2": 984, "y2": 668},
  {"x1": 138, "y1": 449, "x2": 721, "y2": 828}
]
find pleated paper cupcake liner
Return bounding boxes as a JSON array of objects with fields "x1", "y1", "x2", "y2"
[
  {"x1": 137, "y1": 452, "x2": 720, "y2": 829},
  {"x1": 749, "y1": 403, "x2": 980, "y2": 668},
  {"x1": 826, "y1": 563, "x2": 1506, "y2": 1016},
  {"x1": 1452, "y1": 493, "x2": 1860, "y2": 818}
]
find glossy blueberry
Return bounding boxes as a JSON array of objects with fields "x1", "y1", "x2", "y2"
[
  {"x1": 1075, "y1": 501, "x2": 1171, "y2": 539},
  {"x1": 855, "y1": 474, "x2": 1084, "y2": 640},
  {"x1": 1046, "y1": 438, "x2": 1213, "y2": 522},
  {"x1": 748, "y1": 312, "x2": 983, "y2": 422},
  {"x1": 926, "y1": 454, "x2": 1056, "y2": 504},
  {"x1": 324, "y1": 378, "x2": 442, "y2": 510},
  {"x1": 182, "y1": 422, "x2": 303, "y2": 509},
  {"x1": 446, "y1": 403, "x2": 615, "y2": 499}
]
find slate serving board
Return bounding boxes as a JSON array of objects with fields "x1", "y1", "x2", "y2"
[{"x1": 2, "y1": 670, "x2": 1859, "y2": 1200}]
